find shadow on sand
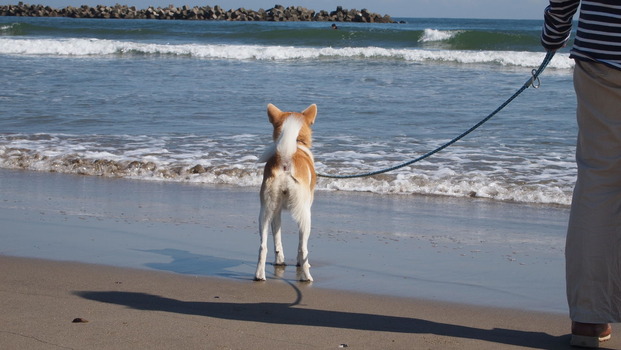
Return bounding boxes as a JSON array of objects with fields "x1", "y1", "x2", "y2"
[{"x1": 75, "y1": 286, "x2": 580, "y2": 349}]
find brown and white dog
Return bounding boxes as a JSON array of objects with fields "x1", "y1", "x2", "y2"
[{"x1": 254, "y1": 103, "x2": 317, "y2": 282}]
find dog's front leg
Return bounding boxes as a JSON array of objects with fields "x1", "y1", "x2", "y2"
[
  {"x1": 255, "y1": 206, "x2": 271, "y2": 281},
  {"x1": 272, "y1": 211, "x2": 285, "y2": 266}
]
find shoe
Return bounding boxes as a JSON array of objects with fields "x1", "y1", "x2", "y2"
[{"x1": 570, "y1": 322, "x2": 612, "y2": 348}]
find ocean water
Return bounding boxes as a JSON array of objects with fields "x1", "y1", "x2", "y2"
[{"x1": 0, "y1": 16, "x2": 577, "y2": 205}]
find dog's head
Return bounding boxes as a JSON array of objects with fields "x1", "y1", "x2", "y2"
[{"x1": 267, "y1": 103, "x2": 317, "y2": 148}]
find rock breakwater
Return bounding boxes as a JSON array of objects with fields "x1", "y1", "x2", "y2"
[{"x1": 0, "y1": 3, "x2": 395, "y2": 23}]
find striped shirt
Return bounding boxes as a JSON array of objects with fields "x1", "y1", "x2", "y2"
[{"x1": 542, "y1": 0, "x2": 621, "y2": 69}]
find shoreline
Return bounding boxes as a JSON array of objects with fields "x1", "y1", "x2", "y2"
[
  {"x1": 2, "y1": 168, "x2": 602, "y2": 348},
  {"x1": 0, "y1": 168, "x2": 570, "y2": 314}
]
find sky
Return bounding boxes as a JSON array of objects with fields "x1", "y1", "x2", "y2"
[{"x1": 2, "y1": 0, "x2": 550, "y2": 19}]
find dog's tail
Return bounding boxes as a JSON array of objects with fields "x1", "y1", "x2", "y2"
[{"x1": 259, "y1": 116, "x2": 303, "y2": 169}]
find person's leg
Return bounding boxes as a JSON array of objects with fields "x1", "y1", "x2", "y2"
[{"x1": 566, "y1": 60, "x2": 621, "y2": 346}]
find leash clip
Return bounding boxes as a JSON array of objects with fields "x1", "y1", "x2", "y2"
[{"x1": 529, "y1": 68, "x2": 541, "y2": 89}]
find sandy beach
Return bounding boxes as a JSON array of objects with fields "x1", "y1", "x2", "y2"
[
  {"x1": 1, "y1": 168, "x2": 616, "y2": 348},
  {"x1": 0, "y1": 255, "x2": 617, "y2": 349}
]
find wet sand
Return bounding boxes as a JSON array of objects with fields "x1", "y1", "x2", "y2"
[
  {"x1": 0, "y1": 168, "x2": 608, "y2": 348},
  {"x1": 0, "y1": 168, "x2": 568, "y2": 311}
]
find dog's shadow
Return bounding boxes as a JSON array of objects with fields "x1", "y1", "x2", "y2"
[{"x1": 75, "y1": 288, "x2": 574, "y2": 349}]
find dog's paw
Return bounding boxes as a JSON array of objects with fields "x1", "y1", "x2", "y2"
[
  {"x1": 296, "y1": 266, "x2": 313, "y2": 282},
  {"x1": 254, "y1": 276, "x2": 266, "y2": 282},
  {"x1": 299, "y1": 275, "x2": 313, "y2": 283},
  {"x1": 275, "y1": 252, "x2": 285, "y2": 266},
  {"x1": 254, "y1": 270, "x2": 266, "y2": 281}
]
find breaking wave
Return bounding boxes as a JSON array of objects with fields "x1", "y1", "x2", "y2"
[{"x1": 0, "y1": 37, "x2": 574, "y2": 69}]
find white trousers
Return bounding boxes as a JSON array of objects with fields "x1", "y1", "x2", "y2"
[{"x1": 566, "y1": 60, "x2": 621, "y2": 323}]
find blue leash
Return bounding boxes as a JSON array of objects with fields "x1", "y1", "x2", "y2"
[{"x1": 317, "y1": 51, "x2": 556, "y2": 179}]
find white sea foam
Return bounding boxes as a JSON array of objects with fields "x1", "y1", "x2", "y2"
[
  {"x1": 0, "y1": 37, "x2": 574, "y2": 69},
  {"x1": 419, "y1": 28, "x2": 461, "y2": 42},
  {"x1": 0, "y1": 132, "x2": 575, "y2": 206}
]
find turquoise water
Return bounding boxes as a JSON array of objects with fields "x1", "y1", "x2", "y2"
[{"x1": 1, "y1": 16, "x2": 577, "y2": 205}]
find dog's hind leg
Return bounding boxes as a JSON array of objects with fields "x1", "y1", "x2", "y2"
[
  {"x1": 254, "y1": 206, "x2": 271, "y2": 281},
  {"x1": 296, "y1": 206, "x2": 313, "y2": 282},
  {"x1": 272, "y1": 211, "x2": 285, "y2": 266}
]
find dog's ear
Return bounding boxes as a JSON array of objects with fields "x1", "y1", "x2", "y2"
[
  {"x1": 302, "y1": 104, "x2": 317, "y2": 125},
  {"x1": 267, "y1": 103, "x2": 284, "y2": 125}
]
